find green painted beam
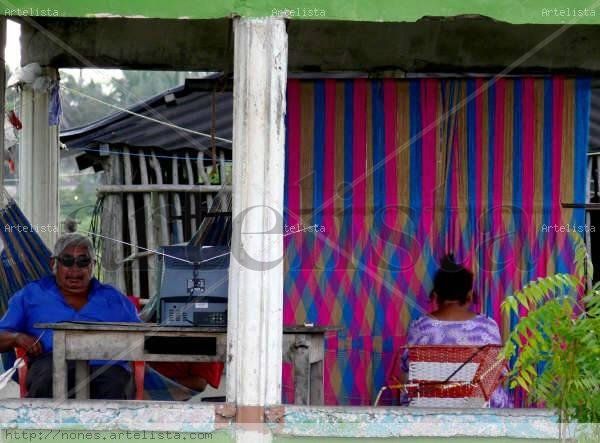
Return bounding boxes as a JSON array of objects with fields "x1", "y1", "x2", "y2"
[{"x1": 1, "y1": 0, "x2": 600, "y2": 24}]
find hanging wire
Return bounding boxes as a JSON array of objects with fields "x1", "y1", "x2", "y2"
[
  {"x1": 78, "y1": 146, "x2": 231, "y2": 163},
  {"x1": 61, "y1": 84, "x2": 233, "y2": 145}
]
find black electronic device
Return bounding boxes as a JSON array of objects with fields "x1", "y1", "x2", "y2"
[{"x1": 157, "y1": 245, "x2": 229, "y2": 327}]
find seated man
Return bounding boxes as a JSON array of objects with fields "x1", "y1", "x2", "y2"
[{"x1": 0, "y1": 233, "x2": 140, "y2": 399}]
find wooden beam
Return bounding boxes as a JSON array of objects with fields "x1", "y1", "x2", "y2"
[{"x1": 97, "y1": 184, "x2": 230, "y2": 193}]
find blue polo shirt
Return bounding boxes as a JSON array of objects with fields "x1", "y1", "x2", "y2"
[{"x1": 0, "y1": 276, "x2": 140, "y2": 366}]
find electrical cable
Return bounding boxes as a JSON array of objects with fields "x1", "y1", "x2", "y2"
[{"x1": 61, "y1": 84, "x2": 233, "y2": 144}]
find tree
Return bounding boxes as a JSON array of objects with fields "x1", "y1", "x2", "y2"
[
  {"x1": 109, "y1": 70, "x2": 191, "y2": 107},
  {"x1": 60, "y1": 71, "x2": 115, "y2": 129},
  {"x1": 60, "y1": 70, "x2": 203, "y2": 129},
  {"x1": 501, "y1": 238, "x2": 600, "y2": 440}
]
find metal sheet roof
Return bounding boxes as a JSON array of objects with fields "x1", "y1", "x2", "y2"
[
  {"x1": 61, "y1": 77, "x2": 599, "y2": 154},
  {"x1": 60, "y1": 79, "x2": 232, "y2": 152}
]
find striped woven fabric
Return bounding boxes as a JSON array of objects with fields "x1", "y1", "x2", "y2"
[{"x1": 283, "y1": 78, "x2": 591, "y2": 405}]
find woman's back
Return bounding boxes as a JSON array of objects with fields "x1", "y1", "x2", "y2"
[
  {"x1": 402, "y1": 314, "x2": 510, "y2": 407},
  {"x1": 407, "y1": 314, "x2": 502, "y2": 346},
  {"x1": 398, "y1": 255, "x2": 511, "y2": 407}
]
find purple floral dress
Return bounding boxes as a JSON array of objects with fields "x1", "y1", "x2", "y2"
[{"x1": 401, "y1": 314, "x2": 511, "y2": 408}]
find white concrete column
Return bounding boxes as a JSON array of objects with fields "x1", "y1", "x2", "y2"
[
  {"x1": 0, "y1": 19, "x2": 6, "y2": 188},
  {"x1": 18, "y1": 69, "x2": 60, "y2": 247},
  {"x1": 226, "y1": 16, "x2": 287, "y2": 426}
]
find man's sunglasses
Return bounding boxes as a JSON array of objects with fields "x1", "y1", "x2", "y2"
[{"x1": 56, "y1": 254, "x2": 93, "y2": 268}]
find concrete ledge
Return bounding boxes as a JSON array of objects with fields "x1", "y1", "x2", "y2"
[
  {"x1": 0, "y1": 399, "x2": 218, "y2": 432},
  {"x1": 272, "y1": 406, "x2": 560, "y2": 440},
  {"x1": 0, "y1": 400, "x2": 563, "y2": 439}
]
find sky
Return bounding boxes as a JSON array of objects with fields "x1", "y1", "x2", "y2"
[{"x1": 5, "y1": 20, "x2": 19, "y2": 69}]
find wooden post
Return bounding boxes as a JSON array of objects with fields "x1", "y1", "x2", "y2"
[
  {"x1": 18, "y1": 68, "x2": 60, "y2": 246},
  {"x1": 123, "y1": 148, "x2": 141, "y2": 297},
  {"x1": 185, "y1": 153, "x2": 197, "y2": 234},
  {"x1": 74, "y1": 361, "x2": 90, "y2": 399},
  {"x1": 309, "y1": 335, "x2": 325, "y2": 405},
  {"x1": 52, "y1": 331, "x2": 67, "y2": 400},
  {"x1": 149, "y1": 152, "x2": 169, "y2": 246},
  {"x1": 139, "y1": 153, "x2": 157, "y2": 300},
  {"x1": 171, "y1": 155, "x2": 184, "y2": 243},
  {"x1": 197, "y1": 152, "x2": 213, "y2": 210},
  {"x1": 292, "y1": 335, "x2": 310, "y2": 405},
  {"x1": 595, "y1": 156, "x2": 600, "y2": 200},
  {"x1": 100, "y1": 154, "x2": 125, "y2": 291},
  {"x1": 586, "y1": 156, "x2": 593, "y2": 288},
  {"x1": 227, "y1": 18, "x2": 287, "y2": 435},
  {"x1": 219, "y1": 150, "x2": 228, "y2": 185}
]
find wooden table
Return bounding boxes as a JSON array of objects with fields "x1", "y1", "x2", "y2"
[{"x1": 36, "y1": 322, "x2": 337, "y2": 405}]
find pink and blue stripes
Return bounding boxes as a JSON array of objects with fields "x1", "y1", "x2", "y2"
[{"x1": 283, "y1": 77, "x2": 591, "y2": 405}]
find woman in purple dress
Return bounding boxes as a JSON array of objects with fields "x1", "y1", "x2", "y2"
[{"x1": 401, "y1": 254, "x2": 510, "y2": 407}]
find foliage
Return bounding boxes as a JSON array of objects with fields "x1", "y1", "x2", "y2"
[
  {"x1": 109, "y1": 70, "x2": 189, "y2": 107},
  {"x1": 60, "y1": 71, "x2": 114, "y2": 128},
  {"x1": 59, "y1": 170, "x2": 100, "y2": 233},
  {"x1": 501, "y1": 238, "x2": 600, "y2": 425}
]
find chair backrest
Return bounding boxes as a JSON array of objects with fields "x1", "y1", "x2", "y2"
[{"x1": 406, "y1": 345, "x2": 505, "y2": 408}]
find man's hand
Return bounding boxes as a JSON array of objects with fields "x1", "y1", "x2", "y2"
[{"x1": 14, "y1": 333, "x2": 43, "y2": 357}]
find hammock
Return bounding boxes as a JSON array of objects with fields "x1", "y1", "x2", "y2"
[
  {"x1": 0, "y1": 190, "x2": 53, "y2": 313},
  {"x1": 143, "y1": 366, "x2": 199, "y2": 401},
  {"x1": 0, "y1": 189, "x2": 53, "y2": 372}
]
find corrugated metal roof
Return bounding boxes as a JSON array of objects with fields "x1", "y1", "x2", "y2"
[
  {"x1": 60, "y1": 78, "x2": 233, "y2": 152},
  {"x1": 61, "y1": 77, "x2": 599, "y2": 154}
]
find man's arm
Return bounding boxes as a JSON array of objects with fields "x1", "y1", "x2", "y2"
[
  {"x1": 0, "y1": 331, "x2": 19, "y2": 353},
  {"x1": 0, "y1": 291, "x2": 43, "y2": 356},
  {"x1": 0, "y1": 331, "x2": 42, "y2": 355}
]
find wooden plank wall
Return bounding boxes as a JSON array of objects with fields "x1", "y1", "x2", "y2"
[{"x1": 98, "y1": 147, "x2": 231, "y2": 301}]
